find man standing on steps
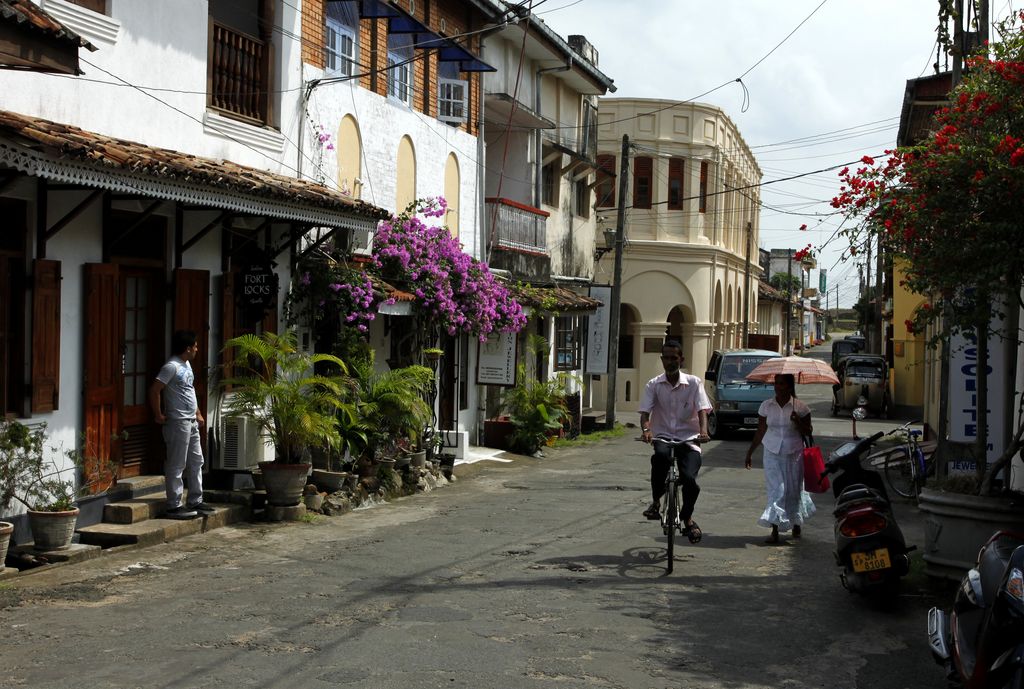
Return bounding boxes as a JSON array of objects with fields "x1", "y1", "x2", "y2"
[{"x1": 149, "y1": 330, "x2": 214, "y2": 520}]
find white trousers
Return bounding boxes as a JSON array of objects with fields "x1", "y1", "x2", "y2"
[{"x1": 162, "y1": 419, "x2": 204, "y2": 508}]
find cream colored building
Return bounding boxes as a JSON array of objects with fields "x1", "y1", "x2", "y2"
[{"x1": 592, "y1": 98, "x2": 762, "y2": 413}]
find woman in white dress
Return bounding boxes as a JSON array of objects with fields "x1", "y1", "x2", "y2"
[{"x1": 744, "y1": 374, "x2": 815, "y2": 543}]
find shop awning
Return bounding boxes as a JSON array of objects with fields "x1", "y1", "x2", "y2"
[
  {"x1": 0, "y1": 109, "x2": 389, "y2": 228},
  {"x1": 342, "y1": 0, "x2": 495, "y2": 72}
]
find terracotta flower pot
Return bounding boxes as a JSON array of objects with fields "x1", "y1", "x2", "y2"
[
  {"x1": 0, "y1": 521, "x2": 12, "y2": 570},
  {"x1": 28, "y1": 508, "x2": 80, "y2": 551},
  {"x1": 259, "y1": 462, "x2": 311, "y2": 507}
]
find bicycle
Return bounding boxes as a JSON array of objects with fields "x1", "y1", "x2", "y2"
[
  {"x1": 872, "y1": 420, "x2": 934, "y2": 499},
  {"x1": 652, "y1": 437, "x2": 703, "y2": 573}
]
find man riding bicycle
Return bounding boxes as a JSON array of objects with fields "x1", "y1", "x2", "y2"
[{"x1": 639, "y1": 340, "x2": 712, "y2": 543}]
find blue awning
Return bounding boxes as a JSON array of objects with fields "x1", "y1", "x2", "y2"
[{"x1": 337, "y1": 0, "x2": 495, "y2": 73}]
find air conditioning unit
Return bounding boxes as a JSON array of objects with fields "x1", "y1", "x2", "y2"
[{"x1": 214, "y1": 393, "x2": 261, "y2": 470}]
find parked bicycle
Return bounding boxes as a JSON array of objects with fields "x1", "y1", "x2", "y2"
[
  {"x1": 869, "y1": 421, "x2": 934, "y2": 499},
  {"x1": 652, "y1": 437, "x2": 703, "y2": 573}
]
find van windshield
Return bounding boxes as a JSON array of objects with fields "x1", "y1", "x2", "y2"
[{"x1": 721, "y1": 356, "x2": 773, "y2": 384}]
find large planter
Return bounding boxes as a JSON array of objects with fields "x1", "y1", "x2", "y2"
[
  {"x1": 0, "y1": 521, "x2": 12, "y2": 570},
  {"x1": 919, "y1": 488, "x2": 1024, "y2": 580},
  {"x1": 259, "y1": 462, "x2": 311, "y2": 507},
  {"x1": 483, "y1": 419, "x2": 514, "y2": 450},
  {"x1": 311, "y1": 469, "x2": 351, "y2": 493},
  {"x1": 28, "y1": 508, "x2": 80, "y2": 551}
]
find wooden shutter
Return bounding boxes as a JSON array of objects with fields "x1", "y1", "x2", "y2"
[
  {"x1": 595, "y1": 154, "x2": 616, "y2": 208},
  {"x1": 31, "y1": 259, "x2": 61, "y2": 413},
  {"x1": 632, "y1": 156, "x2": 652, "y2": 210},
  {"x1": 699, "y1": 160, "x2": 709, "y2": 213},
  {"x1": 84, "y1": 263, "x2": 120, "y2": 480},
  {"x1": 174, "y1": 268, "x2": 210, "y2": 419},
  {"x1": 221, "y1": 271, "x2": 236, "y2": 382},
  {"x1": 668, "y1": 158, "x2": 685, "y2": 211}
]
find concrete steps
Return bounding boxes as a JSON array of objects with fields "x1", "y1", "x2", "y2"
[{"x1": 74, "y1": 477, "x2": 253, "y2": 550}]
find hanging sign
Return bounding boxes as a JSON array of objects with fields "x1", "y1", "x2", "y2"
[
  {"x1": 238, "y1": 258, "x2": 277, "y2": 312},
  {"x1": 476, "y1": 330, "x2": 517, "y2": 387}
]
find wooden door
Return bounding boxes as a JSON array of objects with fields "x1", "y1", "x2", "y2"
[
  {"x1": 119, "y1": 268, "x2": 165, "y2": 477},
  {"x1": 174, "y1": 268, "x2": 210, "y2": 454},
  {"x1": 84, "y1": 263, "x2": 120, "y2": 481}
]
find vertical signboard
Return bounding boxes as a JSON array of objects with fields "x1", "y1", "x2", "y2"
[
  {"x1": 819, "y1": 268, "x2": 827, "y2": 294},
  {"x1": 476, "y1": 330, "x2": 517, "y2": 386},
  {"x1": 948, "y1": 316, "x2": 1008, "y2": 469},
  {"x1": 586, "y1": 285, "x2": 611, "y2": 375}
]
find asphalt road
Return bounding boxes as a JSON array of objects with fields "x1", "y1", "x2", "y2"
[{"x1": 0, "y1": 360, "x2": 952, "y2": 689}]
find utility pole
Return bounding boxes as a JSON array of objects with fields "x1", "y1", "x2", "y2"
[
  {"x1": 605, "y1": 134, "x2": 630, "y2": 428},
  {"x1": 874, "y1": 232, "x2": 884, "y2": 357},
  {"x1": 865, "y1": 240, "x2": 873, "y2": 351},
  {"x1": 742, "y1": 220, "x2": 752, "y2": 347},
  {"x1": 785, "y1": 249, "x2": 793, "y2": 355}
]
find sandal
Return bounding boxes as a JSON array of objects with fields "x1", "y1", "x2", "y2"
[{"x1": 683, "y1": 521, "x2": 702, "y2": 543}]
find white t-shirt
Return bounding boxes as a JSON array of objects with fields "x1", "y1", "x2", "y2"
[
  {"x1": 757, "y1": 396, "x2": 811, "y2": 455},
  {"x1": 156, "y1": 356, "x2": 198, "y2": 420}
]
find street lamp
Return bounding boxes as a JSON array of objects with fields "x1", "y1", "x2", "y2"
[{"x1": 594, "y1": 227, "x2": 616, "y2": 261}]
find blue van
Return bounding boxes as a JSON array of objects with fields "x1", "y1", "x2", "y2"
[{"x1": 703, "y1": 348, "x2": 780, "y2": 438}]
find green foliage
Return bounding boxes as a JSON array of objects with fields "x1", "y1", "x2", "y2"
[
  {"x1": 769, "y1": 273, "x2": 801, "y2": 295},
  {"x1": 347, "y1": 350, "x2": 434, "y2": 458},
  {"x1": 501, "y1": 335, "x2": 577, "y2": 455},
  {"x1": 549, "y1": 423, "x2": 627, "y2": 448},
  {"x1": 0, "y1": 422, "x2": 115, "y2": 512},
  {"x1": 222, "y1": 331, "x2": 354, "y2": 463}
]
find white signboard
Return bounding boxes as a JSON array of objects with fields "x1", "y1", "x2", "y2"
[
  {"x1": 948, "y1": 315, "x2": 1008, "y2": 465},
  {"x1": 586, "y1": 285, "x2": 611, "y2": 375},
  {"x1": 476, "y1": 330, "x2": 517, "y2": 387}
]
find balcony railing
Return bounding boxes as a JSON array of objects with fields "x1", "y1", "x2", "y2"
[
  {"x1": 486, "y1": 198, "x2": 549, "y2": 253},
  {"x1": 209, "y1": 22, "x2": 268, "y2": 124}
]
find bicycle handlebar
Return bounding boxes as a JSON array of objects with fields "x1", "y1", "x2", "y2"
[{"x1": 652, "y1": 436, "x2": 708, "y2": 447}]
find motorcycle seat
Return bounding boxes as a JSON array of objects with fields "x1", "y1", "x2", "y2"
[
  {"x1": 979, "y1": 534, "x2": 1024, "y2": 600},
  {"x1": 836, "y1": 484, "x2": 887, "y2": 509}
]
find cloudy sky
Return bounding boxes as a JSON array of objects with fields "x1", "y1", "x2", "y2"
[{"x1": 537, "y1": 0, "x2": 1009, "y2": 307}]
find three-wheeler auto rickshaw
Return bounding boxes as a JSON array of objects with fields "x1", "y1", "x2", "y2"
[
  {"x1": 830, "y1": 339, "x2": 862, "y2": 370},
  {"x1": 831, "y1": 354, "x2": 891, "y2": 418}
]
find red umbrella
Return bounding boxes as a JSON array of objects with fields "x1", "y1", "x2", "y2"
[{"x1": 745, "y1": 356, "x2": 839, "y2": 385}]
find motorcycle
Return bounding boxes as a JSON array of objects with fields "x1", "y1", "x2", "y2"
[
  {"x1": 820, "y1": 430, "x2": 914, "y2": 594},
  {"x1": 928, "y1": 531, "x2": 1024, "y2": 688}
]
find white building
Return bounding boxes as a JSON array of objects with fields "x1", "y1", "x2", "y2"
[
  {"x1": 0, "y1": 0, "x2": 386, "y2": 537},
  {"x1": 479, "y1": 8, "x2": 615, "y2": 431},
  {"x1": 592, "y1": 98, "x2": 762, "y2": 414}
]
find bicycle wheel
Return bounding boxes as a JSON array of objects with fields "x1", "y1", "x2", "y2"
[
  {"x1": 884, "y1": 448, "x2": 918, "y2": 498},
  {"x1": 665, "y1": 482, "x2": 677, "y2": 572}
]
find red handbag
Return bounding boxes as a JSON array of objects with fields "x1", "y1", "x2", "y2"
[{"x1": 802, "y1": 437, "x2": 830, "y2": 493}]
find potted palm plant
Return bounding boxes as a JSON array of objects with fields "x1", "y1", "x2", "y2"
[
  {"x1": 347, "y1": 351, "x2": 433, "y2": 473},
  {"x1": 500, "y1": 335, "x2": 576, "y2": 456},
  {"x1": 222, "y1": 331, "x2": 351, "y2": 507}
]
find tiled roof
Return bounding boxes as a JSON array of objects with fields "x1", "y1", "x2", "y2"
[
  {"x1": 758, "y1": 281, "x2": 788, "y2": 301},
  {"x1": 0, "y1": 0, "x2": 95, "y2": 50},
  {"x1": 509, "y1": 283, "x2": 603, "y2": 312},
  {"x1": 0, "y1": 109, "x2": 389, "y2": 221}
]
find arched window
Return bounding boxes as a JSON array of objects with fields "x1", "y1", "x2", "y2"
[
  {"x1": 396, "y1": 136, "x2": 416, "y2": 212},
  {"x1": 336, "y1": 115, "x2": 362, "y2": 198},
  {"x1": 444, "y1": 153, "x2": 460, "y2": 237}
]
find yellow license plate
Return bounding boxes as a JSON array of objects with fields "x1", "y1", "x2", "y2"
[{"x1": 851, "y1": 548, "x2": 891, "y2": 573}]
